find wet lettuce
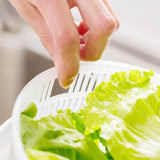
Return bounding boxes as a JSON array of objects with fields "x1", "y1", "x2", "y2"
[
  {"x1": 21, "y1": 69, "x2": 160, "y2": 160},
  {"x1": 21, "y1": 106, "x2": 108, "y2": 160}
]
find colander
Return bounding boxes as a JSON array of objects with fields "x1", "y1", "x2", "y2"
[{"x1": 11, "y1": 60, "x2": 160, "y2": 160}]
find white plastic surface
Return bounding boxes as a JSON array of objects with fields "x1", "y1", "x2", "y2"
[
  {"x1": 11, "y1": 61, "x2": 160, "y2": 160},
  {"x1": 0, "y1": 118, "x2": 12, "y2": 160}
]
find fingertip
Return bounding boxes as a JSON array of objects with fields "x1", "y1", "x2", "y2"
[
  {"x1": 61, "y1": 77, "x2": 75, "y2": 89},
  {"x1": 58, "y1": 73, "x2": 77, "y2": 88},
  {"x1": 56, "y1": 59, "x2": 79, "y2": 88}
]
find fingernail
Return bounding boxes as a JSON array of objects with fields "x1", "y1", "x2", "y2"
[{"x1": 63, "y1": 77, "x2": 75, "y2": 88}]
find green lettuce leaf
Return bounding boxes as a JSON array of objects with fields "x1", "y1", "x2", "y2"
[
  {"x1": 21, "y1": 107, "x2": 108, "y2": 160},
  {"x1": 21, "y1": 103, "x2": 37, "y2": 118},
  {"x1": 26, "y1": 148, "x2": 69, "y2": 160},
  {"x1": 21, "y1": 69, "x2": 160, "y2": 160},
  {"x1": 81, "y1": 69, "x2": 160, "y2": 159}
]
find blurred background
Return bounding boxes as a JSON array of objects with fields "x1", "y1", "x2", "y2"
[{"x1": 0, "y1": 0, "x2": 159, "y2": 125}]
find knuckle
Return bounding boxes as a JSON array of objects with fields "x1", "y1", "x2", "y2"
[
  {"x1": 103, "y1": 17, "x2": 116, "y2": 33},
  {"x1": 98, "y1": 16, "x2": 117, "y2": 36}
]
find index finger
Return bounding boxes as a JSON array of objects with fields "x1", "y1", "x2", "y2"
[{"x1": 29, "y1": 0, "x2": 80, "y2": 87}]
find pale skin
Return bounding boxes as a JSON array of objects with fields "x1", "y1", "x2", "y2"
[{"x1": 9, "y1": 0, "x2": 119, "y2": 88}]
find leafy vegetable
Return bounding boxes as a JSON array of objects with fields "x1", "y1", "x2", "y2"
[
  {"x1": 26, "y1": 148, "x2": 69, "y2": 160},
  {"x1": 21, "y1": 69, "x2": 160, "y2": 160},
  {"x1": 21, "y1": 109, "x2": 108, "y2": 160},
  {"x1": 21, "y1": 103, "x2": 37, "y2": 118}
]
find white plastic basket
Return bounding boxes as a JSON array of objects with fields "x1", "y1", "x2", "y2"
[{"x1": 11, "y1": 60, "x2": 160, "y2": 160}]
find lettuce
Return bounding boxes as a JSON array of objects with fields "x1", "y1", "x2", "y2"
[
  {"x1": 26, "y1": 148, "x2": 70, "y2": 160},
  {"x1": 21, "y1": 109, "x2": 108, "y2": 160},
  {"x1": 21, "y1": 69, "x2": 160, "y2": 160}
]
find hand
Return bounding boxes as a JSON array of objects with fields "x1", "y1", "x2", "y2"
[{"x1": 9, "y1": 0, "x2": 119, "y2": 88}]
